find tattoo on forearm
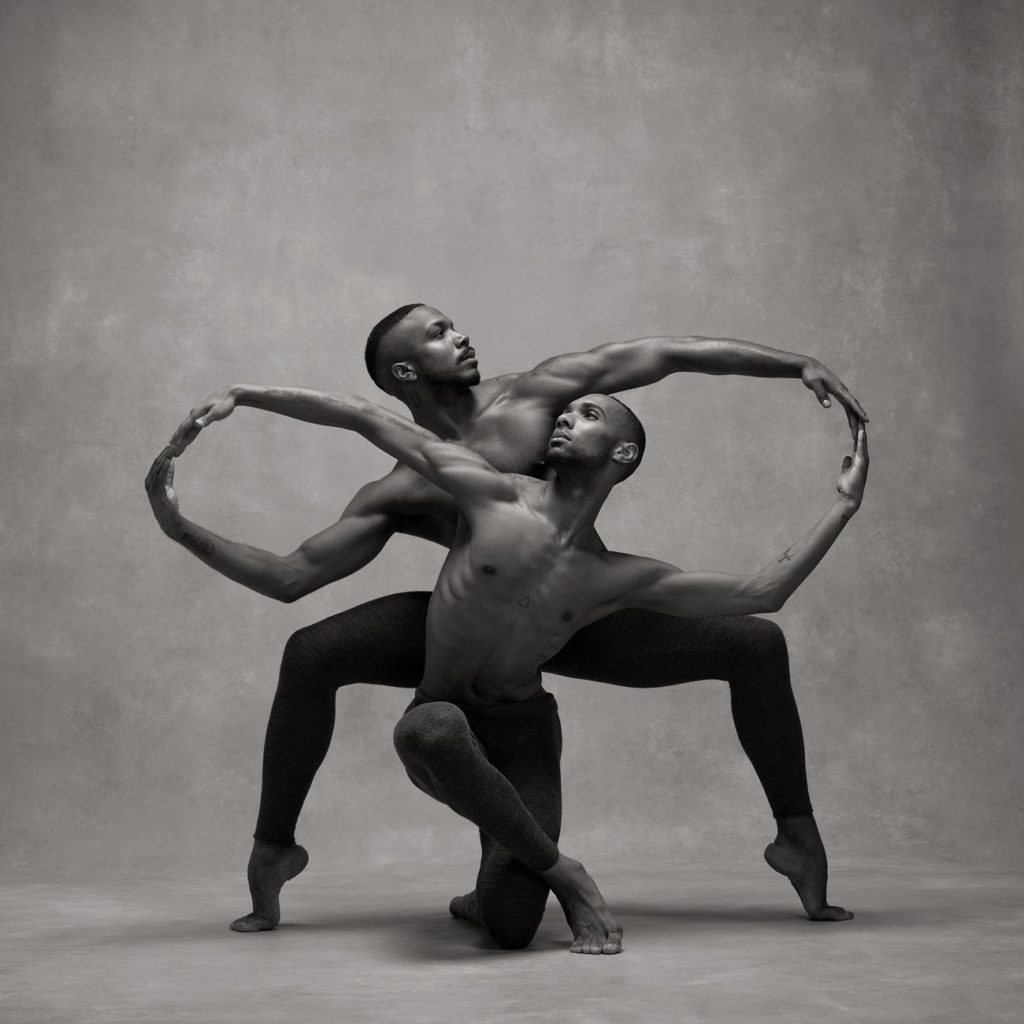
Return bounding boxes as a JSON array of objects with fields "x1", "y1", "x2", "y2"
[
  {"x1": 182, "y1": 532, "x2": 216, "y2": 557},
  {"x1": 777, "y1": 548, "x2": 794, "y2": 563}
]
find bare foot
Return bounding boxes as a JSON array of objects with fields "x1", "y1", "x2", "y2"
[
  {"x1": 764, "y1": 814, "x2": 853, "y2": 922},
  {"x1": 230, "y1": 841, "x2": 309, "y2": 932},
  {"x1": 540, "y1": 855, "x2": 623, "y2": 954},
  {"x1": 449, "y1": 890, "x2": 482, "y2": 925}
]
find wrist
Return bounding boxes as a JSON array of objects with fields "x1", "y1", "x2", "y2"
[
  {"x1": 799, "y1": 355, "x2": 820, "y2": 378},
  {"x1": 231, "y1": 384, "x2": 256, "y2": 405},
  {"x1": 834, "y1": 495, "x2": 859, "y2": 520}
]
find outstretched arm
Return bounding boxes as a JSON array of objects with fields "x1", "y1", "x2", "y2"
[
  {"x1": 514, "y1": 337, "x2": 868, "y2": 438},
  {"x1": 166, "y1": 386, "x2": 515, "y2": 506},
  {"x1": 307, "y1": 391, "x2": 516, "y2": 506},
  {"x1": 168, "y1": 385, "x2": 392, "y2": 454},
  {"x1": 145, "y1": 447, "x2": 408, "y2": 602},
  {"x1": 618, "y1": 425, "x2": 869, "y2": 617}
]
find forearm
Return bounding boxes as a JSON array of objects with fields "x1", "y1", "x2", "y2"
[
  {"x1": 237, "y1": 385, "x2": 435, "y2": 467},
  {"x1": 162, "y1": 513, "x2": 299, "y2": 601},
  {"x1": 661, "y1": 336, "x2": 809, "y2": 378},
  {"x1": 234, "y1": 384, "x2": 366, "y2": 427},
  {"x1": 751, "y1": 498, "x2": 856, "y2": 610}
]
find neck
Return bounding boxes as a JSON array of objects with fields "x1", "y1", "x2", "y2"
[
  {"x1": 544, "y1": 466, "x2": 616, "y2": 541},
  {"x1": 398, "y1": 382, "x2": 476, "y2": 438}
]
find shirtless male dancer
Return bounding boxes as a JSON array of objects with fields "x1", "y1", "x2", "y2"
[{"x1": 147, "y1": 304, "x2": 869, "y2": 933}]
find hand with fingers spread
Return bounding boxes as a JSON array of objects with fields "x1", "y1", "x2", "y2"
[
  {"x1": 144, "y1": 446, "x2": 183, "y2": 535},
  {"x1": 168, "y1": 386, "x2": 240, "y2": 455},
  {"x1": 836, "y1": 424, "x2": 869, "y2": 514},
  {"x1": 800, "y1": 359, "x2": 869, "y2": 439}
]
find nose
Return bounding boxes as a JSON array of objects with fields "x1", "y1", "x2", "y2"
[
  {"x1": 556, "y1": 412, "x2": 573, "y2": 431},
  {"x1": 455, "y1": 332, "x2": 470, "y2": 349}
]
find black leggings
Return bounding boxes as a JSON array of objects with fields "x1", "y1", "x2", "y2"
[
  {"x1": 255, "y1": 592, "x2": 811, "y2": 847},
  {"x1": 394, "y1": 690, "x2": 562, "y2": 949}
]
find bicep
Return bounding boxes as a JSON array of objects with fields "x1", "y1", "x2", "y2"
[
  {"x1": 624, "y1": 564, "x2": 769, "y2": 618},
  {"x1": 515, "y1": 338, "x2": 676, "y2": 403}
]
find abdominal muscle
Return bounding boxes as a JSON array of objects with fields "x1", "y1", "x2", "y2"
[{"x1": 418, "y1": 543, "x2": 600, "y2": 704}]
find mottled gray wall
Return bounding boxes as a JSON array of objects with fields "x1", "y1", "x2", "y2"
[{"x1": 2, "y1": 0, "x2": 1021, "y2": 879}]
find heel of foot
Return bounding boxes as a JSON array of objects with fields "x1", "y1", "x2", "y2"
[
  {"x1": 763, "y1": 841, "x2": 800, "y2": 878},
  {"x1": 286, "y1": 845, "x2": 310, "y2": 880}
]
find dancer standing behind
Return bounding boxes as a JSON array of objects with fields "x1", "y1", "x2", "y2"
[{"x1": 148, "y1": 389, "x2": 867, "y2": 952}]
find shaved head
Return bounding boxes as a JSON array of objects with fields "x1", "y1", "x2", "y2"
[
  {"x1": 606, "y1": 396, "x2": 646, "y2": 479},
  {"x1": 364, "y1": 303, "x2": 425, "y2": 392}
]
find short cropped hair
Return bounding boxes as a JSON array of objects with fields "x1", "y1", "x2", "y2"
[
  {"x1": 364, "y1": 303, "x2": 425, "y2": 392},
  {"x1": 608, "y1": 395, "x2": 646, "y2": 480}
]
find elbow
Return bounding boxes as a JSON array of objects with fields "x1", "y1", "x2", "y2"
[
  {"x1": 272, "y1": 567, "x2": 313, "y2": 604},
  {"x1": 745, "y1": 578, "x2": 784, "y2": 614},
  {"x1": 758, "y1": 583, "x2": 790, "y2": 614}
]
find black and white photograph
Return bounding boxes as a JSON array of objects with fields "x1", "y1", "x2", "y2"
[{"x1": 2, "y1": 1, "x2": 1021, "y2": 1021}]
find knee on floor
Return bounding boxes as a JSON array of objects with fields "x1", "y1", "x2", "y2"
[{"x1": 485, "y1": 916, "x2": 541, "y2": 950}]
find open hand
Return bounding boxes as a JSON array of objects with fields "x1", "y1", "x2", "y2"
[
  {"x1": 801, "y1": 360, "x2": 869, "y2": 439},
  {"x1": 168, "y1": 387, "x2": 238, "y2": 455},
  {"x1": 836, "y1": 424, "x2": 869, "y2": 512},
  {"x1": 145, "y1": 445, "x2": 182, "y2": 534}
]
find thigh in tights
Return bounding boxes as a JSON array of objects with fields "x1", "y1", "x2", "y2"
[{"x1": 255, "y1": 595, "x2": 810, "y2": 848}]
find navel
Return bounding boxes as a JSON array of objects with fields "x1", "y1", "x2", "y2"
[
  {"x1": 482, "y1": 564, "x2": 497, "y2": 576},
  {"x1": 561, "y1": 611, "x2": 573, "y2": 622}
]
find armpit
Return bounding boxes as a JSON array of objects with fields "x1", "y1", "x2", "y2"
[{"x1": 394, "y1": 514, "x2": 457, "y2": 548}]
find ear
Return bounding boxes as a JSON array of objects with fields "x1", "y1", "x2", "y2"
[
  {"x1": 390, "y1": 362, "x2": 418, "y2": 384},
  {"x1": 612, "y1": 441, "x2": 639, "y2": 466}
]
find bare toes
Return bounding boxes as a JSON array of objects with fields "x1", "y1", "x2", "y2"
[{"x1": 812, "y1": 905, "x2": 854, "y2": 922}]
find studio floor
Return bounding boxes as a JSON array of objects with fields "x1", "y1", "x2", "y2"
[{"x1": 3, "y1": 857, "x2": 1021, "y2": 1024}]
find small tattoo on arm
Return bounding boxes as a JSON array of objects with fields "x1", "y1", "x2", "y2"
[
  {"x1": 777, "y1": 548, "x2": 794, "y2": 563},
  {"x1": 840, "y1": 512, "x2": 852, "y2": 523},
  {"x1": 518, "y1": 596, "x2": 530, "y2": 608},
  {"x1": 182, "y1": 532, "x2": 216, "y2": 557}
]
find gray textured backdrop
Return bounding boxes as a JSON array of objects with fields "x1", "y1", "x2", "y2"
[{"x1": 2, "y1": 0, "x2": 1021, "y2": 879}]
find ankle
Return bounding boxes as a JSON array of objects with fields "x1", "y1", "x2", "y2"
[{"x1": 774, "y1": 817, "x2": 827, "y2": 860}]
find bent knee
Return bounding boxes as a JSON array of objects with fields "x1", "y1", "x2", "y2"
[
  {"x1": 393, "y1": 702, "x2": 469, "y2": 759},
  {"x1": 281, "y1": 625, "x2": 329, "y2": 677},
  {"x1": 485, "y1": 916, "x2": 541, "y2": 950},
  {"x1": 743, "y1": 616, "x2": 788, "y2": 660}
]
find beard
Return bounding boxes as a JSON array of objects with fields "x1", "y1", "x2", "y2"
[
  {"x1": 421, "y1": 363, "x2": 481, "y2": 388},
  {"x1": 544, "y1": 439, "x2": 606, "y2": 470}
]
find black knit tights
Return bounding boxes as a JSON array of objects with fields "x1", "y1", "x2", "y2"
[
  {"x1": 254, "y1": 592, "x2": 811, "y2": 848},
  {"x1": 393, "y1": 691, "x2": 563, "y2": 949}
]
